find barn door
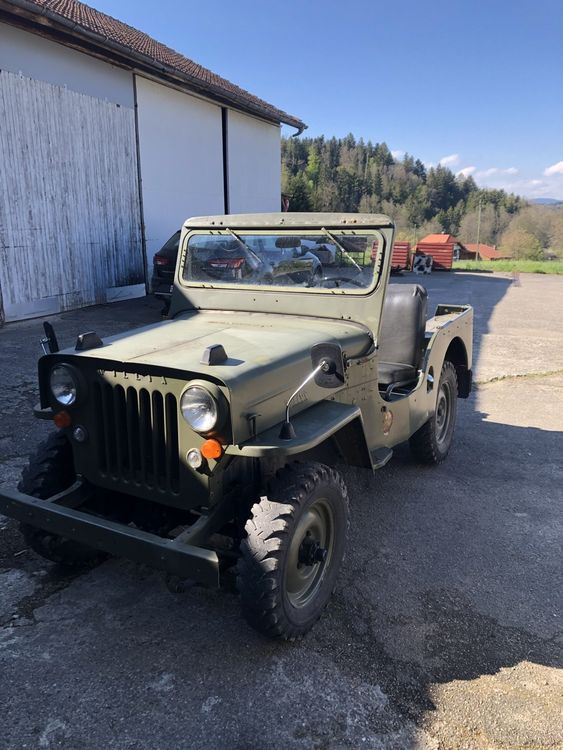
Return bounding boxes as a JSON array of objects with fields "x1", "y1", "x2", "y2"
[{"x1": 0, "y1": 70, "x2": 144, "y2": 322}]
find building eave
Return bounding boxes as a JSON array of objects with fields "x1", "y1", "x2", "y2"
[{"x1": 0, "y1": 0, "x2": 307, "y2": 133}]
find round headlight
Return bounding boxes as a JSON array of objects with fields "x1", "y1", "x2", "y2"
[
  {"x1": 50, "y1": 365, "x2": 78, "y2": 406},
  {"x1": 180, "y1": 386, "x2": 218, "y2": 433}
]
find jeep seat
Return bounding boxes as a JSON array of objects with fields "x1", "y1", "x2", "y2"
[{"x1": 377, "y1": 284, "x2": 428, "y2": 390}]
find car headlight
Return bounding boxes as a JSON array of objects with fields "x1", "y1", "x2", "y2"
[
  {"x1": 180, "y1": 386, "x2": 218, "y2": 433},
  {"x1": 50, "y1": 364, "x2": 78, "y2": 406}
]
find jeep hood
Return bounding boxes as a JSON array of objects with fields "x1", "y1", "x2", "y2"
[{"x1": 61, "y1": 310, "x2": 373, "y2": 441}]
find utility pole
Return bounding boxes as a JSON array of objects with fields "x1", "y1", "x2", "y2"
[{"x1": 476, "y1": 199, "x2": 482, "y2": 261}]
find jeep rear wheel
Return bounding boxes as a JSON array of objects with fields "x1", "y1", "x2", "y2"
[
  {"x1": 409, "y1": 360, "x2": 458, "y2": 464},
  {"x1": 237, "y1": 462, "x2": 349, "y2": 640},
  {"x1": 18, "y1": 431, "x2": 105, "y2": 567}
]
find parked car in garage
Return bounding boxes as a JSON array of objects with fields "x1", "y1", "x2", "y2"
[
  {"x1": 153, "y1": 233, "x2": 323, "y2": 302},
  {"x1": 190, "y1": 234, "x2": 323, "y2": 287},
  {"x1": 151, "y1": 230, "x2": 181, "y2": 302}
]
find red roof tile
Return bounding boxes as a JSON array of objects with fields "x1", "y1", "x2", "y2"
[
  {"x1": 8, "y1": 0, "x2": 305, "y2": 130},
  {"x1": 419, "y1": 234, "x2": 457, "y2": 245},
  {"x1": 464, "y1": 243, "x2": 507, "y2": 260}
]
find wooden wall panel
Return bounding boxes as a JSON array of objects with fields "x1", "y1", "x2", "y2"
[{"x1": 0, "y1": 70, "x2": 143, "y2": 322}]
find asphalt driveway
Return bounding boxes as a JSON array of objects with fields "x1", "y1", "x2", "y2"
[{"x1": 1, "y1": 272, "x2": 562, "y2": 749}]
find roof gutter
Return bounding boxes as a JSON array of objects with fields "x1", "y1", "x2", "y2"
[{"x1": 1, "y1": 0, "x2": 306, "y2": 132}]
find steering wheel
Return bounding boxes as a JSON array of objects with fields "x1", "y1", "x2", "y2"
[{"x1": 320, "y1": 275, "x2": 365, "y2": 289}]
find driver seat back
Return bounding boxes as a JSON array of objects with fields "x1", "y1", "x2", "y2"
[{"x1": 377, "y1": 283, "x2": 428, "y2": 388}]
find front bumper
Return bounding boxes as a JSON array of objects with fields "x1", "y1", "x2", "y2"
[{"x1": 0, "y1": 482, "x2": 220, "y2": 586}]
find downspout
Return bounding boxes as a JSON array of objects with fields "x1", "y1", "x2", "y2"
[
  {"x1": 292, "y1": 123, "x2": 307, "y2": 137},
  {"x1": 221, "y1": 108, "x2": 229, "y2": 214}
]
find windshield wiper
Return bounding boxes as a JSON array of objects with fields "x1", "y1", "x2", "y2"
[
  {"x1": 320, "y1": 227, "x2": 363, "y2": 274},
  {"x1": 224, "y1": 227, "x2": 255, "y2": 255}
]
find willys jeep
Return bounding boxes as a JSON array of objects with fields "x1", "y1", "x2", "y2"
[{"x1": 0, "y1": 214, "x2": 473, "y2": 639}]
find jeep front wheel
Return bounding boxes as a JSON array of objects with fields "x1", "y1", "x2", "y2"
[
  {"x1": 18, "y1": 431, "x2": 105, "y2": 567},
  {"x1": 237, "y1": 462, "x2": 349, "y2": 639}
]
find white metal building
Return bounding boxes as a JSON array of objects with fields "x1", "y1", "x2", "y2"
[{"x1": 0, "y1": 0, "x2": 304, "y2": 322}]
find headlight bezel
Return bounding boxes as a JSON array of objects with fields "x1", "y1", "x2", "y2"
[
  {"x1": 180, "y1": 381, "x2": 228, "y2": 436},
  {"x1": 49, "y1": 363, "x2": 82, "y2": 407}
]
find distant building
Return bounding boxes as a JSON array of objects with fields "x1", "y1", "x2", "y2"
[
  {"x1": 416, "y1": 233, "x2": 469, "y2": 270},
  {"x1": 391, "y1": 242, "x2": 411, "y2": 270},
  {"x1": 0, "y1": 0, "x2": 305, "y2": 322},
  {"x1": 464, "y1": 244, "x2": 510, "y2": 261}
]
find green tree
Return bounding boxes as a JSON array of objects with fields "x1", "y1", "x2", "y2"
[
  {"x1": 287, "y1": 173, "x2": 311, "y2": 211},
  {"x1": 500, "y1": 228, "x2": 543, "y2": 259},
  {"x1": 305, "y1": 146, "x2": 321, "y2": 186},
  {"x1": 280, "y1": 134, "x2": 524, "y2": 236}
]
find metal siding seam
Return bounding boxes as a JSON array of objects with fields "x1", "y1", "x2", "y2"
[{"x1": 133, "y1": 74, "x2": 149, "y2": 294}]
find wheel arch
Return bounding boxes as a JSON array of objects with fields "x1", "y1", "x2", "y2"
[
  {"x1": 300, "y1": 416, "x2": 372, "y2": 470},
  {"x1": 445, "y1": 336, "x2": 472, "y2": 398}
]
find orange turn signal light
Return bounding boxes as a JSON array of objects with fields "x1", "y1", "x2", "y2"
[
  {"x1": 53, "y1": 410, "x2": 72, "y2": 429},
  {"x1": 201, "y1": 438, "x2": 223, "y2": 460}
]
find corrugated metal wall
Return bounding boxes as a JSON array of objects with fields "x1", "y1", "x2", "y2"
[
  {"x1": 415, "y1": 242, "x2": 454, "y2": 270},
  {"x1": 0, "y1": 70, "x2": 144, "y2": 322},
  {"x1": 391, "y1": 242, "x2": 411, "y2": 269}
]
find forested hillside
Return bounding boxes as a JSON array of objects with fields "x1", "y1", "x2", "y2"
[{"x1": 282, "y1": 135, "x2": 563, "y2": 258}]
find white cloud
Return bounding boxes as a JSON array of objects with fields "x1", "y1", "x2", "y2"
[
  {"x1": 476, "y1": 167, "x2": 519, "y2": 178},
  {"x1": 391, "y1": 149, "x2": 404, "y2": 160},
  {"x1": 439, "y1": 153, "x2": 460, "y2": 167},
  {"x1": 477, "y1": 167, "x2": 499, "y2": 177},
  {"x1": 544, "y1": 160, "x2": 563, "y2": 177},
  {"x1": 456, "y1": 166, "x2": 476, "y2": 177},
  {"x1": 480, "y1": 176, "x2": 563, "y2": 200}
]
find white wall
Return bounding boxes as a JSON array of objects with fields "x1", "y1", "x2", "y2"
[
  {"x1": 0, "y1": 22, "x2": 134, "y2": 107},
  {"x1": 227, "y1": 111, "x2": 281, "y2": 213},
  {"x1": 135, "y1": 76, "x2": 225, "y2": 259}
]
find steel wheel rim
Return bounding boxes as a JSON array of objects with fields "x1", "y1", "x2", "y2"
[
  {"x1": 285, "y1": 498, "x2": 334, "y2": 608},
  {"x1": 435, "y1": 380, "x2": 452, "y2": 445}
]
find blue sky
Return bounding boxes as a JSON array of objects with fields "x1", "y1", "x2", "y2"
[{"x1": 94, "y1": 0, "x2": 563, "y2": 199}]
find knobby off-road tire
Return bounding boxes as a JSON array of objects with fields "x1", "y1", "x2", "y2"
[
  {"x1": 18, "y1": 431, "x2": 105, "y2": 567},
  {"x1": 409, "y1": 360, "x2": 458, "y2": 464},
  {"x1": 237, "y1": 461, "x2": 350, "y2": 640}
]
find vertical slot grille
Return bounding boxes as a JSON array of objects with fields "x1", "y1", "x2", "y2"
[{"x1": 93, "y1": 381, "x2": 179, "y2": 493}]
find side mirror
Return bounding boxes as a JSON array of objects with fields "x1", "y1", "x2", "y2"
[
  {"x1": 311, "y1": 343, "x2": 345, "y2": 388},
  {"x1": 279, "y1": 342, "x2": 346, "y2": 440}
]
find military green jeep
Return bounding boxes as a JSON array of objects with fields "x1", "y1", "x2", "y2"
[{"x1": 0, "y1": 214, "x2": 473, "y2": 639}]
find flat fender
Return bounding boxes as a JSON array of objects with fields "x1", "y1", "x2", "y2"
[{"x1": 225, "y1": 400, "x2": 372, "y2": 468}]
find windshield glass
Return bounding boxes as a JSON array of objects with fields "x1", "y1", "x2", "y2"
[{"x1": 182, "y1": 231, "x2": 383, "y2": 292}]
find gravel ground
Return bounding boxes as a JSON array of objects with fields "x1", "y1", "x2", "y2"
[{"x1": 0, "y1": 273, "x2": 562, "y2": 750}]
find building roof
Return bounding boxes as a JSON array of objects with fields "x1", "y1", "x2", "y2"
[
  {"x1": 464, "y1": 243, "x2": 507, "y2": 260},
  {"x1": 419, "y1": 233, "x2": 457, "y2": 245},
  {"x1": 3, "y1": 0, "x2": 306, "y2": 131}
]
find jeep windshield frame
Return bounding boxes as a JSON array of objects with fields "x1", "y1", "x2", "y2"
[{"x1": 169, "y1": 213, "x2": 395, "y2": 340}]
